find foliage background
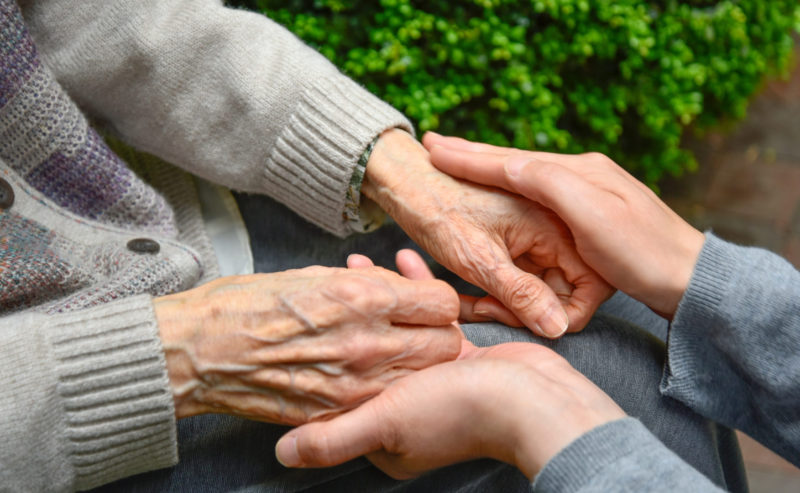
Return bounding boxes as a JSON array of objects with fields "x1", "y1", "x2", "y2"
[{"x1": 232, "y1": 0, "x2": 800, "y2": 185}]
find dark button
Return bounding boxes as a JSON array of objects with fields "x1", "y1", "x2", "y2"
[
  {"x1": 0, "y1": 178, "x2": 14, "y2": 210},
  {"x1": 127, "y1": 238, "x2": 160, "y2": 254}
]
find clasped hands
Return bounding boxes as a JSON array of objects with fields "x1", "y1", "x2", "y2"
[
  {"x1": 155, "y1": 128, "x2": 705, "y2": 480},
  {"x1": 272, "y1": 131, "x2": 706, "y2": 478}
]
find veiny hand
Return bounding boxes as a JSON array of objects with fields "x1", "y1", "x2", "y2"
[
  {"x1": 153, "y1": 266, "x2": 461, "y2": 425},
  {"x1": 282, "y1": 250, "x2": 622, "y2": 480},
  {"x1": 274, "y1": 340, "x2": 626, "y2": 480},
  {"x1": 424, "y1": 132, "x2": 705, "y2": 318},
  {"x1": 364, "y1": 129, "x2": 613, "y2": 337}
]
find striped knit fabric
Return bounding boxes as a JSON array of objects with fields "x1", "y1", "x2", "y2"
[{"x1": 0, "y1": 0, "x2": 193, "y2": 313}]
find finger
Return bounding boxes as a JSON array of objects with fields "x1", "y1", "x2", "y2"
[
  {"x1": 333, "y1": 269, "x2": 460, "y2": 326},
  {"x1": 488, "y1": 263, "x2": 569, "y2": 338},
  {"x1": 395, "y1": 249, "x2": 435, "y2": 280},
  {"x1": 395, "y1": 249, "x2": 471, "y2": 340},
  {"x1": 424, "y1": 132, "x2": 618, "y2": 177},
  {"x1": 469, "y1": 295, "x2": 523, "y2": 327},
  {"x1": 422, "y1": 132, "x2": 515, "y2": 155},
  {"x1": 383, "y1": 275, "x2": 461, "y2": 326},
  {"x1": 458, "y1": 294, "x2": 492, "y2": 323},
  {"x1": 347, "y1": 253, "x2": 375, "y2": 269},
  {"x1": 428, "y1": 146, "x2": 512, "y2": 192},
  {"x1": 562, "y1": 274, "x2": 614, "y2": 332},
  {"x1": 504, "y1": 157, "x2": 607, "y2": 230},
  {"x1": 543, "y1": 268, "x2": 573, "y2": 301},
  {"x1": 276, "y1": 404, "x2": 384, "y2": 468}
]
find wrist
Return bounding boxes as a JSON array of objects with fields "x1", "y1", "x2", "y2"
[
  {"x1": 363, "y1": 128, "x2": 440, "y2": 212},
  {"x1": 153, "y1": 295, "x2": 205, "y2": 419},
  {"x1": 648, "y1": 226, "x2": 705, "y2": 318}
]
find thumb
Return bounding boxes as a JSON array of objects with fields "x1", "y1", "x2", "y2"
[
  {"x1": 489, "y1": 264, "x2": 569, "y2": 338},
  {"x1": 276, "y1": 404, "x2": 383, "y2": 468}
]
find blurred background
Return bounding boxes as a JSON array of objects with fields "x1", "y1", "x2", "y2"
[{"x1": 232, "y1": 1, "x2": 800, "y2": 490}]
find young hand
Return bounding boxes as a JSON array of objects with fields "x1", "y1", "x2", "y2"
[{"x1": 424, "y1": 133, "x2": 704, "y2": 318}]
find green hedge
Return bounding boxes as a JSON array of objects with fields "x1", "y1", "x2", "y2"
[{"x1": 233, "y1": 0, "x2": 799, "y2": 185}]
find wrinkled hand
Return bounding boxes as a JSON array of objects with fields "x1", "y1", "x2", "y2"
[
  {"x1": 273, "y1": 250, "x2": 623, "y2": 480},
  {"x1": 424, "y1": 133, "x2": 705, "y2": 318},
  {"x1": 153, "y1": 266, "x2": 461, "y2": 424},
  {"x1": 364, "y1": 129, "x2": 612, "y2": 337},
  {"x1": 275, "y1": 340, "x2": 625, "y2": 480}
]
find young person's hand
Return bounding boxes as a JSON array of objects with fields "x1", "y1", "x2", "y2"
[
  {"x1": 274, "y1": 315, "x2": 624, "y2": 481},
  {"x1": 424, "y1": 133, "x2": 705, "y2": 318},
  {"x1": 365, "y1": 129, "x2": 613, "y2": 337}
]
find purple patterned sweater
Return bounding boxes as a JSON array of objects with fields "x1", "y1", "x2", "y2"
[
  {"x1": 0, "y1": 0, "x2": 209, "y2": 314},
  {"x1": 0, "y1": 0, "x2": 411, "y2": 489}
]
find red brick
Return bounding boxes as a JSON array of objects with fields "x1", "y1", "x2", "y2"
[
  {"x1": 705, "y1": 157, "x2": 800, "y2": 234},
  {"x1": 738, "y1": 431, "x2": 800, "y2": 476}
]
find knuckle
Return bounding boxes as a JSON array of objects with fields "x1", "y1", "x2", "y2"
[
  {"x1": 581, "y1": 151, "x2": 612, "y2": 168},
  {"x1": 329, "y1": 275, "x2": 395, "y2": 313},
  {"x1": 502, "y1": 276, "x2": 545, "y2": 314}
]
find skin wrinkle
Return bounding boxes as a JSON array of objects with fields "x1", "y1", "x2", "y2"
[
  {"x1": 371, "y1": 177, "x2": 512, "y2": 294},
  {"x1": 156, "y1": 265, "x2": 461, "y2": 422}
]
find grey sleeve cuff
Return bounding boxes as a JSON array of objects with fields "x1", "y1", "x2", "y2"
[
  {"x1": 263, "y1": 74, "x2": 413, "y2": 237},
  {"x1": 661, "y1": 232, "x2": 800, "y2": 462},
  {"x1": 532, "y1": 418, "x2": 722, "y2": 493},
  {"x1": 0, "y1": 296, "x2": 178, "y2": 491}
]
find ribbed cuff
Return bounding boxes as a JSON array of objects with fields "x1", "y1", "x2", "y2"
[
  {"x1": 263, "y1": 74, "x2": 413, "y2": 237},
  {"x1": 47, "y1": 295, "x2": 178, "y2": 490},
  {"x1": 661, "y1": 233, "x2": 734, "y2": 407},
  {"x1": 532, "y1": 418, "x2": 645, "y2": 492}
]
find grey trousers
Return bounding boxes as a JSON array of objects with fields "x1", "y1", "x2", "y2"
[{"x1": 94, "y1": 194, "x2": 747, "y2": 492}]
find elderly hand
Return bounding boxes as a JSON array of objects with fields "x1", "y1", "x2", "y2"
[
  {"x1": 364, "y1": 129, "x2": 612, "y2": 337},
  {"x1": 423, "y1": 133, "x2": 705, "y2": 318},
  {"x1": 274, "y1": 340, "x2": 625, "y2": 480},
  {"x1": 278, "y1": 250, "x2": 621, "y2": 480},
  {"x1": 153, "y1": 266, "x2": 461, "y2": 424}
]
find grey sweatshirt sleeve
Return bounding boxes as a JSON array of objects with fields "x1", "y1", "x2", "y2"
[
  {"x1": 532, "y1": 418, "x2": 724, "y2": 493},
  {"x1": 20, "y1": 0, "x2": 412, "y2": 237},
  {"x1": 661, "y1": 233, "x2": 800, "y2": 466},
  {"x1": 0, "y1": 296, "x2": 177, "y2": 492}
]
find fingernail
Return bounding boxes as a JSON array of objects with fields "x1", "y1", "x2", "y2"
[
  {"x1": 537, "y1": 306, "x2": 569, "y2": 338},
  {"x1": 276, "y1": 436, "x2": 300, "y2": 467},
  {"x1": 506, "y1": 155, "x2": 531, "y2": 178}
]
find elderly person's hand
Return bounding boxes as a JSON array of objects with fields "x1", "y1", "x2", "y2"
[
  {"x1": 365, "y1": 129, "x2": 612, "y2": 337},
  {"x1": 423, "y1": 133, "x2": 705, "y2": 319},
  {"x1": 274, "y1": 340, "x2": 625, "y2": 479},
  {"x1": 280, "y1": 250, "x2": 622, "y2": 480},
  {"x1": 273, "y1": 250, "x2": 621, "y2": 479},
  {"x1": 153, "y1": 266, "x2": 461, "y2": 424}
]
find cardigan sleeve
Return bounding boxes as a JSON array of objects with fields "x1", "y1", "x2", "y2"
[
  {"x1": 20, "y1": 0, "x2": 412, "y2": 237},
  {"x1": 0, "y1": 295, "x2": 178, "y2": 492},
  {"x1": 532, "y1": 418, "x2": 724, "y2": 493},
  {"x1": 661, "y1": 233, "x2": 800, "y2": 466}
]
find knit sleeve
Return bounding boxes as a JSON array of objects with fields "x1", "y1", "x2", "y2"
[
  {"x1": 21, "y1": 0, "x2": 412, "y2": 237},
  {"x1": 0, "y1": 296, "x2": 178, "y2": 492},
  {"x1": 532, "y1": 418, "x2": 724, "y2": 493},
  {"x1": 662, "y1": 233, "x2": 800, "y2": 466}
]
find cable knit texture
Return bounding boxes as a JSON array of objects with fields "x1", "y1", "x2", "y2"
[{"x1": 1, "y1": 0, "x2": 411, "y2": 489}]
